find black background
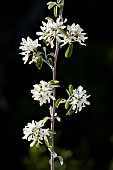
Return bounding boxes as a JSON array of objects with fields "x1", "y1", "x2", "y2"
[{"x1": 0, "y1": 0, "x2": 113, "y2": 170}]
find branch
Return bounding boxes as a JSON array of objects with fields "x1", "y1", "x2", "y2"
[{"x1": 50, "y1": 1, "x2": 65, "y2": 170}]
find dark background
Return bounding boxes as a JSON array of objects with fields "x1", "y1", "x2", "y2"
[{"x1": 1, "y1": 0, "x2": 113, "y2": 170}]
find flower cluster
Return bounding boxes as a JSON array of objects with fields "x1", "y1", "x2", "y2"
[
  {"x1": 19, "y1": 16, "x2": 88, "y2": 66},
  {"x1": 36, "y1": 16, "x2": 88, "y2": 48},
  {"x1": 22, "y1": 120, "x2": 50, "y2": 147},
  {"x1": 19, "y1": 36, "x2": 41, "y2": 64},
  {"x1": 31, "y1": 80, "x2": 58, "y2": 106},
  {"x1": 67, "y1": 85, "x2": 90, "y2": 113},
  {"x1": 36, "y1": 16, "x2": 67, "y2": 48},
  {"x1": 60, "y1": 23, "x2": 88, "y2": 47}
]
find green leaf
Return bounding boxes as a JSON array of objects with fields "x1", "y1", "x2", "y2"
[
  {"x1": 48, "y1": 80, "x2": 60, "y2": 88},
  {"x1": 54, "y1": 6, "x2": 58, "y2": 17},
  {"x1": 49, "y1": 52, "x2": 55, "y2": 57},
  {"x1": 44, "y1": 137, "x2": 52, "y2": 148},
  {"x1": 57, "y1": 3, "x2": 64, "y2": 10},
  {"x1": 42, "y1": 117, "x2": 49, "y2": 124},
  {"x1": 36, "y1": 56, "x2": 43, "y2": 69},
  {"x1": 45, "y1": 17, "x2": 53, "y2": 21},
  {"x1": 68, "y1": 84, "x2": 73, "y2": 95},
  {"x1": 49, "y1": 80, "x2": 59, "y2": 84},
  {"x1": 57, "y1": 0, "x2": 61, "y2": 3},
  {"x1": 65, "y1": 43, "x2": 73, "y2": 58},
  {"x1": 65, "y1": 100, "x2": 70, "y2": 109},
  {"x1": 59, "y1": 28, "x2": 68, "y2": 37},
  {"x1": 36, "y1": 141, "x2": 40, "y2": 148},
  {"x1": 48, "y1": 129, "x2": 56, "y2": 134},
  {"x1": 66, "y1": 107, "x2": 74, "y2": 115},
  {"x1": 37, "y1": 51, "x2": 43, "y2": 56},
  {"x1": 43, "y1": 39, "x2": 49, "y2": 46},
  {"x1": 47, "y1": 1, "x2": 56, "y2": 9},
  {"x1": 47, "y1": 58, "x2": 53, "y2": 65},
  {"x1": 55, "y1": 98, "x2": 63, "y2": 108}
]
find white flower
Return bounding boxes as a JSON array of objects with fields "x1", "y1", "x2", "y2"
[
  {"x1": 31, "y1": 80, "x2": 55, "y2": 106},
  {"x1": 36, "y1": 16, "x2": 67, "y2": 48},
  {"x1": 69, "y1": 85, "x2": 90, "y2": 113},
  {"x1": 60, "y1": 23, "x2": 88, "y2": 47},
  {"x1": 22, "y1": 120, "x2": 50, "y2": 147},
  {"x1": 19, "y1": 36, "x2": 41, "y2": 64},
  {"x1": 74, "y1": 24, "x2": 88, "y2": 46}
]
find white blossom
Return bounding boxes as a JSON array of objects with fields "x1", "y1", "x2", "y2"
[
  {"x1": 19, "y1": 36, "x2": 41, "y2": 64},
  {"x1": 59, "y1": 23, "x2": 88, "y2": 47},
  {"x1": 68, "y1": 85, "x2": 90, "y2": 113},
  {"x1": 36, "y1": 16, "x2": 67, "y2": 48},
  {"x1": 22, "y1": 120, "x2": 50, "y2": 147},
  {"x1": 31, "y1": 80, "x2": 55, "y2": 106}
]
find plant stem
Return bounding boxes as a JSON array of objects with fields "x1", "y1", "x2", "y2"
[
  {"x1": 51, "y1": 40, "x2": 59, "y2": 170},
  {"x1": 50, "y1": 1, "x2": 65, "y2": 170}
]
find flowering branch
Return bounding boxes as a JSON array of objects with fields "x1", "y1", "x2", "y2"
[{"x1": 19, "y1": 0, "x2": 90, "y2": 169}]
